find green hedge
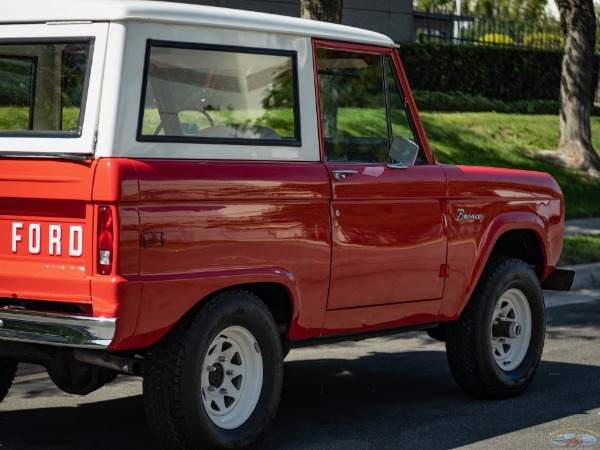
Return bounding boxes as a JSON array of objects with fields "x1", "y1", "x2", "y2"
[
  {"x1": 398, "y1": 43, "x2": 586, "y2": 103},
  {"x1": 412, "y1": 90, "x2": 600, "y2": 115}
]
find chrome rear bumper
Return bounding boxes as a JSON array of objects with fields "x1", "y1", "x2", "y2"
[{"x1": 0, "y1": 310, "x2": 115, "y2": 349}]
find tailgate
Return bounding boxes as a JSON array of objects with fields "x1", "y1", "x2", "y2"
[{"x1": 0, "y1": 159, "x2": 96, "y2": 314}]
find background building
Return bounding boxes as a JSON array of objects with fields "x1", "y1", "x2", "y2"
[{"x1": 159, "y1": 0, "x2": 416, "y2": 42}]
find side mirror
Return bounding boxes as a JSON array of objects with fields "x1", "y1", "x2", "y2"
[{"x1": 388, "y1": 136, "x2": 419, "y2": 169}]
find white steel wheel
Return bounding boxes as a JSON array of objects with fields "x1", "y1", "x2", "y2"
[
  {"x1": 445, "y1": 256, "x2": 545, "y2": 399},
  {"x1": 490, "y1": 288, "x2": 532, "y2": 372},
  {"x1": 143, "y1": 290, "x2": 283, "y2": 449},
  {"x1": 201, "y1": 326, "x2": 263, "y2": 430}
]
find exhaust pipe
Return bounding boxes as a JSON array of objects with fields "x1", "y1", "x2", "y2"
[{"x1": 74, "y1": 349, "x2": 144, "y2": 376}]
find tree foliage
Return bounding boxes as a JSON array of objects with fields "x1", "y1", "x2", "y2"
[
  {"x1": 300, "y1": 0, "x2": 342, "y2": 23},
  {"x1": 414, "y1": 0, "x2": 552, "y2": 21},
  {"x1": 522, "y1": 32, "x2": 564, "y2": 48},
  {"x1": 479, "y1": 33, "x2": 514, "y2": 44}
]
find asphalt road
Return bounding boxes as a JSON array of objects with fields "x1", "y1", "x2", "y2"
[{"x1": 1, "y1": 298, "x2": 599, "y2": 450}]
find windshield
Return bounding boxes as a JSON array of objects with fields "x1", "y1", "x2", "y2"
[{"x1": 0, "y1": 40, "x2": 92, "y2": 137}]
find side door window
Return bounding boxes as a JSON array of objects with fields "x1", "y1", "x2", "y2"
[
  {"x1": 384, "y1": 57, "x2": 423, "y2": 162},
  {"x1": 316, "y1": 48, "x2": 420, "y2": 164}
]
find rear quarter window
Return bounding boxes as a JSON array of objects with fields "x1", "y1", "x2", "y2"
[{"x1": 137, "y1": 41, "x2": 300, "y2": 147}]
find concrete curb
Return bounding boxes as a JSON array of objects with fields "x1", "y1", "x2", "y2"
[
  {"x1": 544, "y1": 288, "x2": 600, "y2": 309},
  {"x1": 14, "y1": 363, "x2": 47, "y2": 382},
  {"x1": 563, "y1": 262, "x2": 600, "y2": 290},
  {"x1": 564, "y1": 218, "x2": 600, "y2": 236},
  {"x1": 542, "y1": 262, "x2": 600, "y2": 308}
]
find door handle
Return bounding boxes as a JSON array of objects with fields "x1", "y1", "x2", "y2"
[{"x1": 332, "y1": 170, "x2": 358, "y2": 181}]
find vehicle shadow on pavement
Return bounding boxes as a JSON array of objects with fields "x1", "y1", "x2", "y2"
[
  {"x1": 265, "y1": 303, "x2": 600, "y2": 449},
  {"x1": 0, "y1": 382, "x2": 159, "y2": 449},
  {"x1": 264, "y1": 354, "x2": 600, "y2": 449}
]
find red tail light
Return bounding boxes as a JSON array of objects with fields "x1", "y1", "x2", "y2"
[{"x1": 97, "y1": 206, "x2": 113, "y2": 275}]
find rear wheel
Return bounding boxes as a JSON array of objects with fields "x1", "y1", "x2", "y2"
[
  {"x1": 144, "y1": 290, "x2": 283, "y2": 449},
  {"x1": 445, "y1": 256, "x2": 545, "y2": 398},
  {"x1": 201, "y1": 326, "x2": 264, "y2": 430},
  {"x1": 0, "y1": 359, "x2": 18, "y2": 403}
]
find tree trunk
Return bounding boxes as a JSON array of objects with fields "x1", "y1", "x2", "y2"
[
  {"x1": 300, "y1": 0, "x2": 343, "y2": 23},
  {"x1": 303, "y1": 1, "x2": 344, "y2": 137},
  {"x1": 556, "y1": 0, "x2": 600, "y2": 173}
]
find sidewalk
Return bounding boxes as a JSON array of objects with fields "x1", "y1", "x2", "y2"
[
  {"x1": 564, "y1": 217, "x2": 600, "y2": 236},
  {"x1": 546, "y1": 217, "x2": 600, "y2": 307}
]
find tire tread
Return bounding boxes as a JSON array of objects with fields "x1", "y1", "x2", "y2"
[
  {"x1": 143, "y1": 289, "x2": 282, "y2": 449},
  {"x1": 445, "y1": 256, "x2": 544, "y2": 399}
]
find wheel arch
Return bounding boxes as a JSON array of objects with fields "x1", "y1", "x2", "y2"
[
  {"x1": 181, "y1": 282, "x2": 294, "y2": 340},
  {"x1": 127, "y1": 268, "x2": 302, "y2": 352},
  {"x1": 441, "y1": 212, "x2": 549, "y2": 320},
  {"x1": 223, "y1": 282, "x2": 294, "y2": 336},
  {"x1": 469, "y1": 213, "x2": 548, "y2": 302},
  {"x1": 489, "y1": 229, "x2": 544, "y2": 278}
]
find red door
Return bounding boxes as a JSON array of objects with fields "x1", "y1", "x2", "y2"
[
  {"x1": 314, "y1": 41, "x2": 448, "y2": 309},
  {"x1": 326, "y1": 163, "x2": 447, "y2": 309}
]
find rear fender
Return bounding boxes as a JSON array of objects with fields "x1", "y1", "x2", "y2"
[{"x1": 120, "y1": 267, "x2": 304, "y2": 350}]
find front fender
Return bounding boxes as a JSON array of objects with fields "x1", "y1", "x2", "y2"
[{"x1": 438, "y1": 210, "x2": 549, "y2": 321}]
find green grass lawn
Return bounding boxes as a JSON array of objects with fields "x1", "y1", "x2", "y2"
[
  {"x1": 558, "y1": 235, "x2": 600, "y2": 266},
  {"x1": 0, "y1": 106, "x2": 80, "y2": 131},
  {"x1": 419, "y1": 112, "x2": 600, "y2": 220},
  {"x1": 140, "y1": 108, "x2": 296, "y2": 138}
]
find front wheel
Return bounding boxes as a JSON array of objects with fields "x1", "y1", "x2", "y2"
[
  {"x1": 445, "y1": 256, "x2": 545, "y2": 398},
  {"x1": 143, "y1": 290, "x2": 283, "y2": 449}
]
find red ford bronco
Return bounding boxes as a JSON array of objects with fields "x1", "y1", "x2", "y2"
[{"x1": 0, "y1": 1, "x2": 574, "y2": 448}]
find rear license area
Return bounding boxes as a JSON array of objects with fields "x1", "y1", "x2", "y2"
[
  {"x1": 2, "y1": 220, "x2": 84, "y2": 258},
  {"x1": 0, "y1": 160, "x2": 95, "y2": 305},
  {"x1": 0, "y1": 215, "x2": 92, "y2": 304}
]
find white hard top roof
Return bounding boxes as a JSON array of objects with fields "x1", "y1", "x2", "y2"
[{"x1": 0, "y1": 0, "x2": 396, "y2": 47}]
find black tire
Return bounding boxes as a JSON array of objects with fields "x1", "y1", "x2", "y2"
[
  {"x1": 143, "y1": 290, "x2": 283, "y2": 449},
  {"x1": 0, "y1": 359, "x2": 18, "y2": 403},
  {"x1": 445, "y1": 256, "x2": 545, "y2": 399}
]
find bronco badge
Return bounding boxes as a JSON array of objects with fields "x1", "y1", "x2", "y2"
[{"x1": 455, "y1": 209, "x2": 483, "y2": 222}]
